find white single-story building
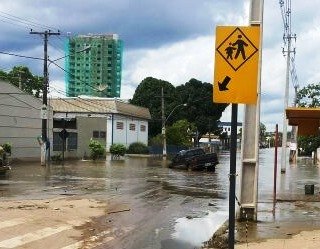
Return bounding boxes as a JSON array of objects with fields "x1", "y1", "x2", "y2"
[
  {"x1": 0, "y1": 81, "x2": 53, "y2": 160},
  {"x1": 50, "y1": 97, "x2": 151, "y2": 159},
  {"x1": 0, "y1": 81, "x2": 151, "y2": 161}
]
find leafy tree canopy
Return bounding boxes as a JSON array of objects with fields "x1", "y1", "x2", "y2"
[
  {"x1": 174, "y1": 78, "x2": 228, "y2": 139},
  {"x1": 131, "y1": 77, "x2": 228, "y2": 139},
  {"x1": 130, "y1": 77, "x2": 177, "y2": 137},
  {"x1": 296, "y1": 83, "x2": 320, "y2": 107},
  {"x1": 0, "y1": 66, "x2": 43, "y2": 98},
  {"x1": 166, "y1": 119, "x2": 196, "y2": 147}
]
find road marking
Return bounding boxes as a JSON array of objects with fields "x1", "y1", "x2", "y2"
[
  {"x1": 0, "y1": 218, "x2": 29, "y2": 229},
  {"x1": 0, "y1": 225, "x2": 72, "y2": 248},
  {"x1": 60, "y1": 230, "x2": 115, "y2": 249},
  {"x1": 0, "y1": 220, "x2": 84, "y2": 248},
  {"x1": 60, "y1": 226, "x2": 133, "y2": 249}
]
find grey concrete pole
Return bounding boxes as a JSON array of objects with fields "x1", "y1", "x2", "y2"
[
  {"x1": 161, "y1": 87, "x2": 167, "y2": 158},
  {"x1": 238, "y1": 0, "x2": 263, "y2": 221},
  {"x1": 281, "y1": 37, "x2": 291, "y2": 173}
]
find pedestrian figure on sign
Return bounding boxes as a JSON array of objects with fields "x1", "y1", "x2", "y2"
[
  {"x1": 233, "y1": 34, "x2": 248, "y2": 60},
  {"x1": 225, "y1": 43, "x2": 236, "y2": 60}
]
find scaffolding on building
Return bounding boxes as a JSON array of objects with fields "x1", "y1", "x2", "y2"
[{"x1": 65, "y1": 34, "x2": 123, "y2": 98}]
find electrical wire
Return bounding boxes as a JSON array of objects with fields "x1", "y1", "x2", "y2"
[
  {"x1": 0, "y1": 10, "x2": 60, "y2": 31},
  {"x1": 0, "y1": 51, "x2": 43, "y2": 61},
  {"x1": 279, "y1": 0, "x2": 299, "y2": 92},
  {"x1": 48, "y1": 60, "x2": 102, "y2": 92}
]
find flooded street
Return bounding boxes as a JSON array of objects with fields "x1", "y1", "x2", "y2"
[{"x1": 1, "y1": 148, "x2": 320, "y2": 248}]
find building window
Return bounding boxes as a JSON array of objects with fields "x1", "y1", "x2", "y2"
[
  {"x1": 53, "y1": 132, "x2": 64, "y2": 151},
  {"x1": 129, "y1": 123, "x2": 136, "y2": 131},
  {"x1": 53, "y1": 118, "x2": 77, "y2": 129},
  {"x1": 93, "y1": 131, "x2": 100, "y2": 138},
  {"x1": 140, "y1": 125, "x2": 146, "y2": 132},
  {"x1": 116, "y1": 122, "x2": 124, "y2": 130},
  {"x1": 67, "y1": 132, "x2": 78, "y2": 150},
  {"x1": 100, "y1": 131, "x2": 106, "y2": 138}
]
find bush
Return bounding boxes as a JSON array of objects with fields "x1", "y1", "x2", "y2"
[
  {"x1": 109, "y1": 143, "x2": 126, "y2": 157},
  {"x1": 89, "y1": 139, "x2": 105, "y2": 160},
  {"x1": 2, "y1": 142, "x2": 11, "y2": 154},
  {"x1": 127, "y1": 142, "x2": 149, "y2": 154}
]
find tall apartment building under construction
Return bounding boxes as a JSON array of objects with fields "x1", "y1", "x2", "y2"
[{"x1": 65, "y1": 34, "x2": 123, "y2": 97}]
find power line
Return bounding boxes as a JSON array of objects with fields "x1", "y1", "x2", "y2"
[
  {"x1": 48, "y1": 60, "x2": 102, "y2": 93},
  {"x1": 0, "y1": 50, "x2": 43, "y2": 60},
  {"x1": 0, "y1": 10, "x2": 60, "y2": 31}
]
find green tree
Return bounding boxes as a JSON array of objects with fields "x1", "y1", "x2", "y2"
[
  {"x1": 175, "y1": 78, "x2": 228, "y2": 141},
  {"x1": 296, "y1": 83, "x2": 320, "y2": 156},
  {"x1": 296, "y1": 83, "x2": 320, "y2": 107},
  {"x1": 1, "y1": 66, "x2": 43, "y2": 98},
  {"x1": 260, "y1": 123, "x2": 266, "y2": 144},
  {"x1": 130, "y1": 77, "x2": 177, "y2": 137},
  {"x1": 0, "y1": 70, "x2": 8, "y2": 81},
  {"x1": 131, "y1": 77, "x2": 228, "y2": 141},
  {"x1": 298, "y1": 135, "x2": 320, "y2": 156},
  {"x1": 166, "y1": 119, "x2": 196, "y2": 146}
]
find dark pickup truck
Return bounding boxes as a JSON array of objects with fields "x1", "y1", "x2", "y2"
[{"x1": 169, "y1": 148, "x2": 218, "y2": 171}]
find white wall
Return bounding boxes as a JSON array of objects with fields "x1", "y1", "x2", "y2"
[
  {"x1": 111, "y1": 114, "x2": 148, "y2": 149},
  {"x1": 77, "y1": 116, "x2": 106, "y2": 158},
  {"x1": 0, "y1": 82, "x2": 52, "y2": 160}
]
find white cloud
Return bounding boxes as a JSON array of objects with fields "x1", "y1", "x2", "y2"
[{"x1": 123, "y1": 35, "x2": 215, "y2": 89}]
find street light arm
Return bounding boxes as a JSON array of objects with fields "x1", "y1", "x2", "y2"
[
  {"x1": 49, "y1": 46, "x2": 91, "y2": 63},
  {"x1": 164, "y1": 103, "x2": 187, "y2": 126}
]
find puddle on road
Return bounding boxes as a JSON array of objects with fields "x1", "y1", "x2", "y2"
[{"x1": 170, "y1": 211, "x2": 228, "y2": 248}]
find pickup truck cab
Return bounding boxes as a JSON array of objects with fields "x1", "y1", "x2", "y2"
[{"x1": 169, "y1": 148, "x2": 218, "y2": 171}]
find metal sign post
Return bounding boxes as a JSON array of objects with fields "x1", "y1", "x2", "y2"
[{"x1": 228, "y1": 103, "x2": 238, "y2": 249}]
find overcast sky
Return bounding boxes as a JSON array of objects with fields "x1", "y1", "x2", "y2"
[{"x1": 0, "y1": 0, "x2": 317, "y2": 131}]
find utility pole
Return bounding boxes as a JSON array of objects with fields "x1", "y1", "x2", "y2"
[
  {"x1": 238, "y1": 0, "x2": 263, "y2": 221},
  {"x1": 161, "y1": 87, "x2": 167, "y2": 158},
  {"x1": 18, "y1": 72, "x2": 22, "y2": 90},
  {"x1": 30, "y1": 30, "x2": 60, "y2": 165},
  {"x1": 279, "y1": 0, "x2": 296, "y2": 173}
]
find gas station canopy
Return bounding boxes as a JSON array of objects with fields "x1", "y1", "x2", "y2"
[{"x1": 286, "y1": 107, "x2": 320, "y2": 136}]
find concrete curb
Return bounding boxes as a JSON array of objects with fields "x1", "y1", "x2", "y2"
[{"x1": 202, "y1": 220, "x2": 229, "y2": 248}]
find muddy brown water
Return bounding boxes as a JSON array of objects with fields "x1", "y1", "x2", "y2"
[{"x1": 1, "y1": 148, "x2": 320, "y2": 248}]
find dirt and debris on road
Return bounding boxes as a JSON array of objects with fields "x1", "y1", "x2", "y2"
[{"x1": 0, "y1": 197, "x2": 115, "y2": 249}]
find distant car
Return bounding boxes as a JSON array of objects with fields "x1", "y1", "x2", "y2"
[{"x1": 169, "y1": 148, "x2": 219, "y2": 171}]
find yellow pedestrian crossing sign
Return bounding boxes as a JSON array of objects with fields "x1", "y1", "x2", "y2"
[{"x1": 213, "y1": 26, "x2": 261, "y2": 104}]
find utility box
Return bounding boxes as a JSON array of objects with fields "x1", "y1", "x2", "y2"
[{"x1": 305, "y1": 184, "x2": 314, "y2": 195}]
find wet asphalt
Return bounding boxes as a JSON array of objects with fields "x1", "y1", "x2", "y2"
[{"x1": 1, "y1": 148, "x2": 320, "y2": 248}]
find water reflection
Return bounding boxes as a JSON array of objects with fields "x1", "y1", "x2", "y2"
[{"x1": 172, "y1": 211, "x2": 228, "y2": 247}]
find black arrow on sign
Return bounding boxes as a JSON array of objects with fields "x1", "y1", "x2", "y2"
[{"x1": 218, "y1": 76, "x2": 231, "y2": 91}]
